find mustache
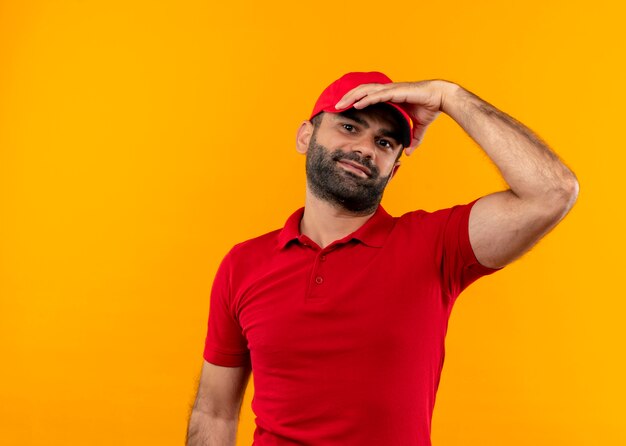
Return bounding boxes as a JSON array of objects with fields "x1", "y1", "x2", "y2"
[{"x1": 330, "y1": 150, "x2": 380, "y2": 178}]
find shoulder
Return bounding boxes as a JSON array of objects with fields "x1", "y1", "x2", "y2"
[
  {"x1": 212, "y1": 227, "x2": 283, "y2": 289},
  {"x1": 227, "y1": 228, "x2": 283, "y2": 262},
  {"x1": 386, "y1": 201, "x2": 480, "y2": 252},
  {"x1": 396, "y1": 199, "x2": 478, "y2": 228}
]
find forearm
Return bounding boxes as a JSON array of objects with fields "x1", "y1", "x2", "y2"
[
  {"x1": 440, "y1": 82, "x2": 578, "y2": 203},
  {"x1": 186, "y1": 410, "x2": 238, "y2": 446}
]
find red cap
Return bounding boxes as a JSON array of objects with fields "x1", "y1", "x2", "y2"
[{"x1": 309, "y1": 71, "x2": 414, "y2": 148}]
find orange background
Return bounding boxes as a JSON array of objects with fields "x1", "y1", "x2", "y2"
[{"x1": 1, "y1": 0, "x2": 624, "y2": 444}]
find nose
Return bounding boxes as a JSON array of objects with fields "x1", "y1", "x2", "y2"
[{"x1": 350, "y1": 134, "x2": 377, "y2": 160}]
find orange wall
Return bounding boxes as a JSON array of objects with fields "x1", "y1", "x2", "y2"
[{"x1": 1, "y1": 1, "x2": 624, "y2": 444}]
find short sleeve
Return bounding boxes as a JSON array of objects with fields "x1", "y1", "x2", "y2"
[
  {"x1": 441, "y1": 199, "x2": 503, "y2": 301},
  {"x1": 203, "y1": 251, "x2": 250, "y2": 367}
]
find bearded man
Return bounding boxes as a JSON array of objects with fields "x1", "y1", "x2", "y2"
[{"x1": 186, "y1": 71, "x2": 579, "y2": 446}]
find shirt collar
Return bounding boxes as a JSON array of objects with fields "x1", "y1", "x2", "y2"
[{"x1": 277, "y1": 205, "x2": 396, "y2": 250}]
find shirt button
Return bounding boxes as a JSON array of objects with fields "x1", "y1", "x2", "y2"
[
  {"x1": 320, "y1": 255, "x2": 326, "y2": 261},
  {"x1": 315, "y1": 276, "x2": 323, "y2": 284}
]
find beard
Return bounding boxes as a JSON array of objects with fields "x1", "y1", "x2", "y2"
[{"x1": 305, "y1": 134, "x2": 392, "y2": 215}]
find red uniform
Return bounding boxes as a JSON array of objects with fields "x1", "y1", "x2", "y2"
[{"x1": 203, "y1": 200, "x2": 501, "y2": 445}]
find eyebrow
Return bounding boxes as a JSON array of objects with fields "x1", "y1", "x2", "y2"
[
  {"x1": 335, "y1": 112, "x2": 402, "y2": 145},
  {"x1": 337, "y1": 111, "x2": 369, "y2": 128}
]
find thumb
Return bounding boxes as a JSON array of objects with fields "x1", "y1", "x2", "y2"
[{"x1": 406, "y1": 109, "x2": 441, "y2": 153}]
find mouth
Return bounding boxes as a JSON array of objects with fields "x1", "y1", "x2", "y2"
[{"x1": 337, "y1": 159, "x2": 372, "y2": 178}]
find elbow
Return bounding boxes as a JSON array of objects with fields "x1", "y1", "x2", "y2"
[
  {"x1": 559, "y1": 172, "x2": 580, "y2": 211},
  {"x1": 541, "y1": 173, "x2": 579, "y2": 219}
]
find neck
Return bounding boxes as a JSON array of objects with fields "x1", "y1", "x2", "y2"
[{"x1": 299, "y1": 187, "x2": 378, "y2": 249}]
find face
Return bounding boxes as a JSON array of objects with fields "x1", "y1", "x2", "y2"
[{"x1": 300, "y1": 105, "x2": 405, "y2": 215}]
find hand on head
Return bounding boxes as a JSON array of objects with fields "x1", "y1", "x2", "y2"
[{"x1": 333, "y1": 78, "x2": 449, "y2": 155}]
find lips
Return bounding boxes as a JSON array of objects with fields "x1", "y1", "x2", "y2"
[{"x1": 337, "y1": 159, "x2": 372, "y2": 177}]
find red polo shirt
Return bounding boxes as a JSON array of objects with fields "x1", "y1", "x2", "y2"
[{"x1": 203, "y1": 200, "x2": 501, "y2": 445}]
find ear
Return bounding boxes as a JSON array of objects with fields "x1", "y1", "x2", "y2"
[
  {"x1": 296, "y1": 120, "x2": 314, "y2": 155},
  {"x1": 389, "y1": 162, "x2": 401, "y2": 180}
]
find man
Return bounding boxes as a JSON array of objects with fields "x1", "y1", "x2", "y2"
[{"x1": 186, "y1": 72, "x2": 579, "y2": 445}]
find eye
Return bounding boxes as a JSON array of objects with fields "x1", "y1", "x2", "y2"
[
  {"x1": 377, "y1": 139, "x2": 394, "y2": 150},
  {"x1": 342, "y1": 123, "x2": 355, "y2": 132}
]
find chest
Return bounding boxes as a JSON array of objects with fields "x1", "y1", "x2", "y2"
[{"x1": 233, "y1": 242, "x2": 451, "y2": 368}]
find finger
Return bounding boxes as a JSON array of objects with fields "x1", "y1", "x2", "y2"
[
  {"x1": 335, "y1": 84, "x2": 388, "y2": 110},
  {"x1": 404, "y1": 138, "x2": 421, "y2": 156},
  {"x1": 350, "y1": 85, "x2": 420, "y2": 109},
  {"x1": 413, "y1": 124, "x2": 427, "y2": 145},
  {"x1": 334, "y1": 83, "x2": 390, "y2": 109},
  {"x1": 403, "y1": 125, "x2": 428, "y2": 156},
  {"x1": 405, "y1": 132, "x2": 424, "y2": 155}
]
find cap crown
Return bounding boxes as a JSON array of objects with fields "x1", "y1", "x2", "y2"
[
  {"x1": 310, "y1": 72, "x2": 394, "y2": 118},
  {"x1": 309, "y1": 72, "x2": 414, "y2": 148}
]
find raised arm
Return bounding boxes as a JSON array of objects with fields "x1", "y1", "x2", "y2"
[
  {"x1": 441, "y1": 83, "x2": 578, "y2": 268},
  {"x1": 335, "y1": 80, "x2": 579, "y2": 269},
  {"x1": 186, "y1": 360, "x2": 252, "y2": 446}
]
